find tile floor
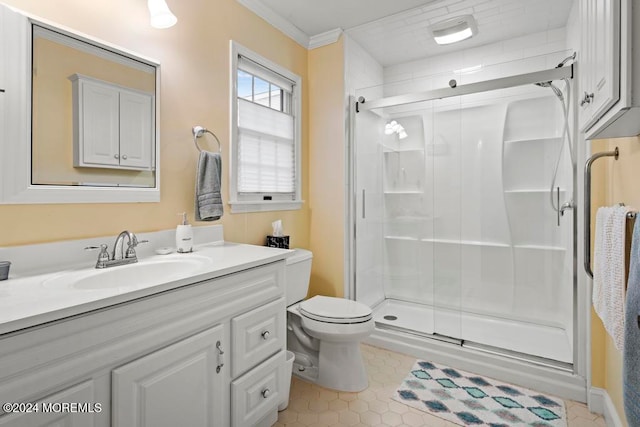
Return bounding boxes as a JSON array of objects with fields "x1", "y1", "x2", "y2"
[{"x1": 275, "y1": 344, "x2": 606, "y2": 427}]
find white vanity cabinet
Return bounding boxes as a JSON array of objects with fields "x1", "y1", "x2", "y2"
[
  {"x1": 0, "y1": 381, "x2": 98, "y2": 427},
  {"x1": 0, "y1": 260, "x2": 287, "y2": 427},
  {"x1": 112, "y1": 325, "x2": 226, "y2": 427},
  {"x1": 70, "y1": 74, "x2": 154, "y2": 170},
  {"x1": 579, "y1": 0, "x2": 640, "y2": 138}
]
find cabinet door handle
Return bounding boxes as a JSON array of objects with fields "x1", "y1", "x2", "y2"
[
  {"x1": 261, "y1": 388, "x2": 271, "y2": 399},
  {"x1": 261, "y1": 330, "x2": 270, "y2": 340},
  {"x1": 114, "y1": 154, "x2": 120, "y2": 159},
  {"x1": 122, "y1": 154, "x2": 128, "y2": 160},
  {"x1": 580, "y1": 91, "x2": 594, "y2": 106},
  {"x1": 215, "y1": 341, "x2": 224, "y2": 374}
]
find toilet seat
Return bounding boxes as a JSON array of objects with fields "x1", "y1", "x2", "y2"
[{"x1": 299, "y1": 296, "x2": 372, "y2": 324}]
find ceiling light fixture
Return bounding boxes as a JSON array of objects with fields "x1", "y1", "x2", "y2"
[
  {"x1": 148, "y1": 0, "x2": 177, "y2": 29},
  {"x1": 431, "y1": 15, "x2": 477, "y2": 45}
]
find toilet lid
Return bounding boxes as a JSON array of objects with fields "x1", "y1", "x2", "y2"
[{"x1": 299, "y1": 296, "x2": 372, "y2": 324}]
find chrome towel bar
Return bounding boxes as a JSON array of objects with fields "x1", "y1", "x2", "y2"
[{"x1": 584, "y1": 147, "x2": 619, "y2": 278}]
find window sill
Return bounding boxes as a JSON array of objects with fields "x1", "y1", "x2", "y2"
[{"x1": 229, "y1": 200, "x2": 304, "y2": 213}]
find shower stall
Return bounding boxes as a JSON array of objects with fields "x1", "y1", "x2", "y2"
[{"x1": 350, "y1": 59, "x2": 580, "y2": 393}]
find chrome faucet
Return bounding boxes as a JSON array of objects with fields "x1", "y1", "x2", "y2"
[
  {"x1": 112, "y1": 230, "x2": 139, "y2": 261},
  {"x1": 85, "y1": 230, "x2": 148, "y2": 269}
]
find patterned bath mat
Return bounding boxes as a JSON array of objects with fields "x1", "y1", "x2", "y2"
[{"x1": 393, "y1": 360, "x2": 567, "y2": 426}]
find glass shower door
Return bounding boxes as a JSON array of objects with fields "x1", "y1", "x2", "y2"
[
  {"x1": 353, "y1": 79, "x2": 574, "y2": 364},
  {"x1": 353, "y1": 98, "x2": 438, "y2": 335},
  {"x1": 428, "y1": 88, "x2": 574, "y2": 363}
]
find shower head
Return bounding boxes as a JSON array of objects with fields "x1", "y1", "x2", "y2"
[
  {"x1": 534, "y1": 52, "x2": 575, "y2": 101},
  {"x1": 535, "y1": 80, "x2": 564, "y2": 101}
]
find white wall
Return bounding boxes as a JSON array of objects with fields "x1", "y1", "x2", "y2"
[
  {"x1": 384, "y1": 28, "x2": 572, "y2": 85},
  {"x1": 380, "y1": 28, "x2": 574, "y2": 105}
]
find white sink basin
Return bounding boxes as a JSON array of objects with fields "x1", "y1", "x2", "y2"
[{"x1": 43, "y1": 255, "x2": 212, "y2": 291}]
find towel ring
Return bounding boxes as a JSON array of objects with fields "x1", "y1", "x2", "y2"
[{"x1": 192, "y1": 126, "x2": 222, "y2": 153}]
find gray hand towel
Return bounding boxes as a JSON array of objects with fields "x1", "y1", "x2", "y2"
[
  {"x1": 624, "y1": 218, "x2": 640, "y2": 426},
  {"x1": 195, "y1": 151, "x2": 223, "y2": 221}
]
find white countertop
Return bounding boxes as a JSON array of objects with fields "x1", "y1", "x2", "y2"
[{"x1": 0, "y1": 228, "x2": 291, "y2": 336}]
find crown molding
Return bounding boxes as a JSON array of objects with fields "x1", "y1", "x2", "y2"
[
  {"x1": 308, "y1": 28, "x2": 343, "y2": 49},
  {"x1": 236, "y1": 0, "x2": 309, "y2": 48}
]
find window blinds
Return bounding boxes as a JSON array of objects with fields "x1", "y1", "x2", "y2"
[{"x1": 237, "y1": 98, "x2": 295, "y2": 195}]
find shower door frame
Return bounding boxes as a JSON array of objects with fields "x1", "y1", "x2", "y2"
[{"x1": 346, "y1": 63, "x2": 590, "y2": 401}]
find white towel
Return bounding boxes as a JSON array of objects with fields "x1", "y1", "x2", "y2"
[{"x1": 593, "y1": 205, "x2": 630, "y2": 350}]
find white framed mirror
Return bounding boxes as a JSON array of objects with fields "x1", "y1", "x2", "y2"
[{"x1": 0, "y1": 4, "x2": 160, "y2": 204}]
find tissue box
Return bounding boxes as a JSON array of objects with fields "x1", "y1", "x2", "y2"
[
  {"x1": 0, "y1": 261, "x2": 10, "y2": 281},
  {"x1": 266, "y1": 235, "x2": 289, "y2": 249}
]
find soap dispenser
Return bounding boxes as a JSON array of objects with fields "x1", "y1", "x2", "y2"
[{"x1": 176, "y1": 212, "x2": 193, "y2": 253}]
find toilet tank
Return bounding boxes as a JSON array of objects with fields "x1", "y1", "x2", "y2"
[{"x1": 285, "y1": 248, "x2": 313, "y2": 306}]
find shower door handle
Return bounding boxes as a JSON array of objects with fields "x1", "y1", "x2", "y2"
[
  {"x1": 556, "y1": 187, "x2": 561, "y2": 226},
  {"x1": 362, "y1": 189, "x2": 366, "y2": 219}
]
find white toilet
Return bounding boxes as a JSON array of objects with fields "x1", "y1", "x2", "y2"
[{"x1": 285, "y1": 249, "x2": 374, "y2": 392}]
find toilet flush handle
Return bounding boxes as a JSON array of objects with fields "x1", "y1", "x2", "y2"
[{"x1": 261, "y1": 330, "x2": 270, "y2": 340}]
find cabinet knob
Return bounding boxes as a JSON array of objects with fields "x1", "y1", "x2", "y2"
[
  {"x1": 261, "y1": 330, "x2": 270, "y2": 340},
  {"x1": 261, "y1": 388, "x2": 271, "y2": 399},
  {"x1": 580, "y1": 91, "x2": 594, "y2": 106},
  {"x1": 114, "y1": 154, "x2": 119, "y2": 159},
  {"x1": 122, "y1": 154, "x2": 128, "y2": 160}
]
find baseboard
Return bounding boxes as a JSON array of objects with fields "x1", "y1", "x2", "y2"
[{"x1": 589, "y1": 387, "x2": 625, "y2": 427}]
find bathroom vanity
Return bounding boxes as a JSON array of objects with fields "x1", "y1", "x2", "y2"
[{"x1": 0, "y1": 226, "x2": 289, "y2": 427}]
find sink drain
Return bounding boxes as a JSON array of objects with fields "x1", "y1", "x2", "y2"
[{"x1": 383, "y1": 315, "x2": 398, "y2": 321}]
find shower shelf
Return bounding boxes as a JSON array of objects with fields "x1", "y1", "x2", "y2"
[
  {"x1": 384, "y1": 236, "x2": 419, "y2": 241},
  {"x1": 503, "y1": 136, "x2": 562, "y2": 144},
  {"x1": 504, "y1": 189, "x2": 566, "y2": 194},
  {"x1": 382, "y1": 147, "x2": 424, "y2": 153},
  {"x1": 420, "y1": 238, "x2": 510, "y2": 248},
  {"x1": 513, "y1": 244, "x2": 565, "y2": 251},
  {"x1": 385, "y1": 216, "x2": 432, "y2": 223},
  {"x1": 383, "y1": 190, "x2": 422, "y2": 194}
]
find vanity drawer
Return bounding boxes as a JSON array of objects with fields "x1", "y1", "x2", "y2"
[
  {"x1": 231, "y1": 351, "x2": 284, "y2": 427},
  {"x1": 231, "y1": 297, "x2": 285, "y2": 377}
]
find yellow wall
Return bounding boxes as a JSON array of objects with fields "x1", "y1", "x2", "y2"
[
  {"x1": 590, "y1": 137, "x2": 640, "y2": 426},
  {"x1": 307, "y1": 37, "x2": 345, "y2": 298},
  {"x1": 0, "y1": 0, "x2": 310, "y2": 249}
]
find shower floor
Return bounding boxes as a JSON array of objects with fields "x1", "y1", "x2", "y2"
[{"x1": 372, "y1": 299, "x2": 572, "y2": 363}]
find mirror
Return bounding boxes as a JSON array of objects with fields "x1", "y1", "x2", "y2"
[
  {"x1": 0, "y1": 5, "x2": 160, "y2": 203},
  {"x1": 32, "y1": 26, "x2": 156, "y2": 188}
]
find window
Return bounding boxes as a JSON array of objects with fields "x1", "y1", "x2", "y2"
[{"x1": 230, "y1": 42, "x2": 302, "y2": 213}]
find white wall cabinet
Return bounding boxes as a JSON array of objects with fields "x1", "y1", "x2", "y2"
[
  {"x1": 580, "y1": 0, "x2": 640, "y2": 139},
  {"x1": 0, "y1": 261, "x2": 287, "y2": 427},
  {"x1": 578, "y1": 0, "x2": 620, "y2": 133},
  {"x1": 70, "y1": 74, "x2": 153, "y2": 170}
]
